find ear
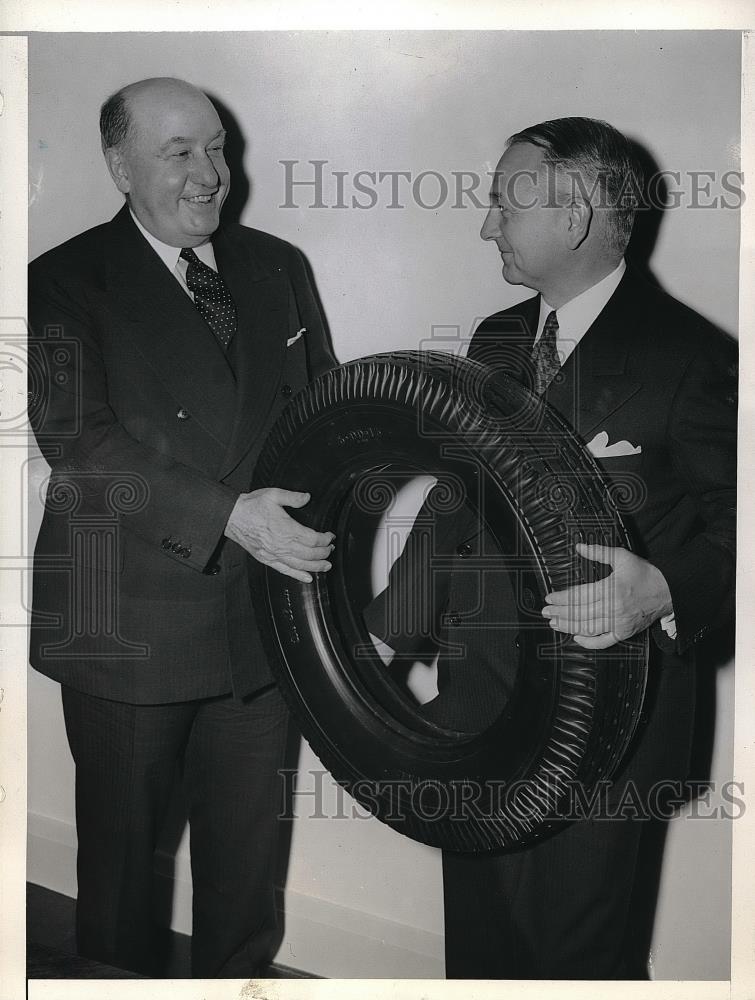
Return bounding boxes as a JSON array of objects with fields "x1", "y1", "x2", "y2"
[
  {"x1": 565, "y1": 198, "x2": 592, "y2": 250},
  {"x1": 104, "y1": 146, "x2": 131, "y2": 195}
]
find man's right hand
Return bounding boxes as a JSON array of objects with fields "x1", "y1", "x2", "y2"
[{"x1": 224, "y1": 488, "x2": 335, "y2": 583}]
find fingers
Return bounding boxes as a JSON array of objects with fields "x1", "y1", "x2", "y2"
[
  {"x1": 235, "y1": 488, "x2": 336, "y2": 577},
  {"x1": 258, "y1": 488, "x2": 334, "y2": 536},
  {"x1": 287, "y1": 524, "x2": 336, "y2": 547},
  {"x1": 543, "y1": 592, "x2": 622, "y2": 638},
  {"x1": 542, "y1": 612, "x2": 622, "y2": 647},
  {"x1": 272, "y1": 488, "x2": 311, "y2": 508},
  {"x1": 255, "y1": 549, "x2": 332, "y2": 583},
  {"x1": 544, "y1": 545, "x2": 626, "y2": 603},
  {"x1": 537, "y1": 621, "x2": 622, "y2": 648},
  {"x1": 302, "y1": 544, "x2": 334, "y2": 560},
  {"x1": 255, "y1": 489, "x2": 336, "y2": 547},
  {"x1": 546, "y1": 613, "x2": 615, "y2": 636},
  {"x1": 258, "y1": 549, "x2": 332, "y2": 574},
  {"x1": 543, "y1": 582, "x2": 601, "y2": 606},
  {"x1": 273, "y1": 539, "x2": 334, "y2": 562},
  {"x1": 264, "y1": 558, "x2": 315, "y2": 584},
  {"x1": 575, "y1": 543, "x2": 619, "y2": 566},
  {"x1": 572, "y1": 631, "x2": 620, "y2": 650},
  {"x1": 274, "y1": 504, "x2": 335, "y2": 547}
]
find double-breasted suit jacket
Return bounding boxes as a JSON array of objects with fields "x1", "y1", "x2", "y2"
[{"x1": 29, "y1": 204, "x2": 336, "y2": 704}]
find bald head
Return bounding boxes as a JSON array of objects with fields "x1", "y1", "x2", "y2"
[
  {"x1": 100, "y1": 77, "x2": 215, "y2": 152},
  {"x1": 100, "y1": 77, "x2": 230, "y2": 247}
]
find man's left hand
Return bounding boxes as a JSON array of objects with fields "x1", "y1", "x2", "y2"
[{"x1": 541, "y1": 544, "x2": 673, "y2": 649}]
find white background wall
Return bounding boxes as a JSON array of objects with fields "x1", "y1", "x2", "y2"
[{"x1": 26, "y1": 30, "x2": 740, "y2": 980}]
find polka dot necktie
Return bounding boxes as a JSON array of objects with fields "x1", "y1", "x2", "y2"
[
  {"x1": 532, "y1": 310, "x2": 561, "y2": 395},
  {"x1": 180, "y1": 247, "x2": 237, "y2": 350}
]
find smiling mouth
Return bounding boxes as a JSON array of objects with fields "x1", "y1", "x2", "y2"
[{"x1": 184, "y1": 194, "x2": 216, "y2": 205}]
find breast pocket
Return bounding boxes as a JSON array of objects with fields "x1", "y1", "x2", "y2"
[{"x1": 595, "y1": 452, "x2": 648, "y2": 520}]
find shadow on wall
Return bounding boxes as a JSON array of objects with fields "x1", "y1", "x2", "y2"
[
  {"x1": 209, "y1": 90, "x2": 333, "y2": 351},
  {"x1": 626, "y1": 137, "x2": 732, "y2": 334},
  {"x1": 208, "y1": 93, "x2": 251, "y2": 226},
  {"x1": 625, "y1": 138, "x2": 666, "y2": 283},
  {"x1": 624, "y1": 622, "x2": 735, "y2": 978}
]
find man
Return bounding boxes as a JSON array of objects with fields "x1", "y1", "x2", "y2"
[
  {"x1": 28, "y1": 77, "x2": 336, "y2": 977},
  {"x1": 367, "y1": 117, "x2": 736, "y2": 977}
]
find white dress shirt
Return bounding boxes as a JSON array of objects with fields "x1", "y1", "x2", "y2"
[
  {"x1": 130, "y1": 210, "x2": 218, "y2": 299},
  {"x1": 533, "y1": 259, "x2": 626, "y2": 365}
]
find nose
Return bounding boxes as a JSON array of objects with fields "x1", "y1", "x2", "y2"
[
  {"x1": 480, "y1": 206, "x2": 501, "y2": 241},
  {"x1": 191, "y1": 150, "x2": 222, "y2": 189}
]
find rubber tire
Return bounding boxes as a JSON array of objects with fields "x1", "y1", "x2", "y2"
[{"x1": 251, "y1": 352, "x2": 648, "y2": 852}]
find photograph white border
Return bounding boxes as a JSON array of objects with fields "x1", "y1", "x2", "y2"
[{"x1": 1, "y1": 4, "x2": 752, "y2": 999}]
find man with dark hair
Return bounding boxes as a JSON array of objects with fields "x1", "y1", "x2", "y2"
[
  {"x1": 29, "y1": 77, "x2": 336, "y2": 977},
  {"x1": 100, "y1": 88, "x2": 134, "y2": 150},
  {"x1": 368, "y1": 116, "x2": 736, "y2": 978},
  {"x1": 505, "y1": 117, "x2": 644, "y2": 253}
]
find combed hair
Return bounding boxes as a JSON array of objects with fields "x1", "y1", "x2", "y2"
[
  {"x1": 507, "y1": 117, "x2": 644, "y2": 254},
  {"x1": 99, "y1": 87, "x2": 133, "y2": 150}
]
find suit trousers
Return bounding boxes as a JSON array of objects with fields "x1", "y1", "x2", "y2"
[
  {"x1": 61, "y1": 681, "x2": 290, "y2": 977},
  {"x1": 442, "y1": 659, "x2": 697, "y2": 979}
]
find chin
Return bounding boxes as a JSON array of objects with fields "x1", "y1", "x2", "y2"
[
  {"x1": 501, "y1": 265, "x2": 523, "y2": 286},
  {"x1": 189, "y1": 218, "x2": 220, "y2": 238}
]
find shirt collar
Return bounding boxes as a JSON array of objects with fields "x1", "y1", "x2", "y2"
[
  {"x1": 537, "y1": 259, "x2": 626, "y2": 359},
  {"x1": 129, "y1": 210, "x2": 218, "y2": 272}
]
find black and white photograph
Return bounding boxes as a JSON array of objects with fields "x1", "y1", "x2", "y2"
[{"x1": 0, "y1": 5, "x2": 752, "y2": 998}]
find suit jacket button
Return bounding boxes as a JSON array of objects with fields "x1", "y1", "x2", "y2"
[
  {"x1": 208, "y1": 564, "x2": 221, "y2": 575},
  {"x1": 182, "y1": 547, "x2": 192, "y2": 559},
  {"x1": 171, "y1": 542, "x2": 182, "y2": 554},
  {"x1": 457, "y1": 542, "x2": 474, "y2": 557},
  {"x1": 161, "y1": 537, "x2": 172, "y2": 549},
  {"x1": 177, "y1": 408, "x2": 190, "y2": 420},
  {"x1": 281, "y1": 384, "x2": 293, "y2": 397}
]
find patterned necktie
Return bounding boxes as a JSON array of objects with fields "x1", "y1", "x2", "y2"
[
  {"x1": 532, "y1": 310, "x2": 561, "y2": 395},
  {"x1": 180, "y1": 247, "x2": 237, "y2": 349}
]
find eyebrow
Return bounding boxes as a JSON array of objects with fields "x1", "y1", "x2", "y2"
[{"x1": 159, "y1": 129, "x2": 226, "y2": 152}]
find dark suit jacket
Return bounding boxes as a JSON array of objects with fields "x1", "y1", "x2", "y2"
[
  {"x1": 365, "y1": 265, "x2": 737, "y2": 730},
  {"x1": 29, "y1": 205, "x2": 336, "y2": 704}
]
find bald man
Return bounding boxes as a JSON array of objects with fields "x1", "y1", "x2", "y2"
[{"x1": 29, "y1": 77, "x2": 337, "y2": 977}]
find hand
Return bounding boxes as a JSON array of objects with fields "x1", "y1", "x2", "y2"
[
  {"x1": 541, "y1": 544, "x2": 673, "y2": 649},
  {"x1": 225, "y1": 488, "x2": 335, "y2": 583}
]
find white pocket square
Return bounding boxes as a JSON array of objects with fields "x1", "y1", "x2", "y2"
[
  {"x1": 586, "y1": 431, "x2": 642, "y2": 458},
  {"x1": 287, "y1": 327, "x2": 306, "y2": 347}
]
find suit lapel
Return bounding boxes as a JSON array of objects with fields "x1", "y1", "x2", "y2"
[
  {"x1": 104, "y1": 207, "x2": 237, "y2": 448},
  {"x1": 469, "y1": 294, "x2": 539, "y2": 386},
  {"x1": 213, "y1": 226, "x2": 289, "y2": 479},
  {"x1": 544, "y1": 270, "x2": 642, "y2": 440}
]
